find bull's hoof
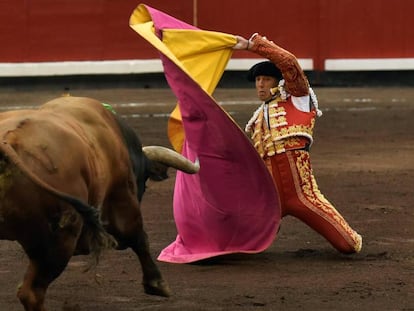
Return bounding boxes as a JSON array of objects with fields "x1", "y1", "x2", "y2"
[{"x1": 143, "y1": 279, "x2": 171, "y2": 297}]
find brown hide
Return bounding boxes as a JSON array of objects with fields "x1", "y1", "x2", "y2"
[
  {"x1": 0, "y1": 97, "x2": 171, "y2": 311},
  {"x1": 0, "y1": 97, "x2": 132, "y2": 251},
  {"x1": 1, "y1": 97, "x2": 131, "y2": 202}
]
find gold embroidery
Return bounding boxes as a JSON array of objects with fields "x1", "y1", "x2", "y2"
[
  {"x1": 250, "y1": 98, "x2": 315, "y2": 157},
  {"x1": 284, "y1": 137, "x2": 301, "y2": 148},
  {"x1": 290, "y1": 151, "x2": 362, "y2": 252}
]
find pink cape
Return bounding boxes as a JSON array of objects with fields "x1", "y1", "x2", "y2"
[{"x1": 130, "y1": 5, "x2": 281, "y2": 263}]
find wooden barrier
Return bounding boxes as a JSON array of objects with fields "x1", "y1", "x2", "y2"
[{"x1": 0, "y1": 0, "x2": 413, "y2": 75}]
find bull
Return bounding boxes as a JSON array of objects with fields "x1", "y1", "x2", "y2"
[{"x1": 0, "y1": 96, "x2": 199, "y2": 311}]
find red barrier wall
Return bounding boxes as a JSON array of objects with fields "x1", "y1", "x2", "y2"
[{"x1": 1, "y1": 0, "x2": 413, "y2": 70}]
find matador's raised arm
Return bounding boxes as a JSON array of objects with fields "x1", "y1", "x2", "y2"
[{"x1": 249, "y1": 33, "x2": 309, "y2": 97}]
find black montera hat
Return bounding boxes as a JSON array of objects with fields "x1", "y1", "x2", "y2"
[{"x1": 247, "y1": 61, "x2": 283, "y2": 81}]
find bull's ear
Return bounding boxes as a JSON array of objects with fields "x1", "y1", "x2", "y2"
[{"x1": 148, "y1": 162, "x2": 169, "y2": 181}]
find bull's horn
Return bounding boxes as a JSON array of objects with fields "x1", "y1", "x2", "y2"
[{"x1": 142, "y1": 146, "x2": 200, "y2": 174}]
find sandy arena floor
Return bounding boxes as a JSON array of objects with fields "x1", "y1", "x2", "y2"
[{"x1": 0, "y1": 86, "x2": 413, "y2": 310}]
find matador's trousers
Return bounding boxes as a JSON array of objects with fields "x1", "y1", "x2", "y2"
[{"x1": 265, "y1": 150, "x2": 362, "y2": 253}]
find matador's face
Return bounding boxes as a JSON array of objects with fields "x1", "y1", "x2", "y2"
[{"x1": 255, "y1": 75, "x2": 278, "y2": 102}]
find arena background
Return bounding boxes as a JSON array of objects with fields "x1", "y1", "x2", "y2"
[
  {"x1": 0, "y1": 1, "x2": 413, "y2": 310},
  {"x1": 1, "y1": 0, "x2": 414, "y2": 87}
]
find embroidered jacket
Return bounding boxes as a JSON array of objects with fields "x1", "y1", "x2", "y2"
[
  {"x1": 249, "y1": 95, "x2": 316, "y2": 157},
  {"x1": 246, "y1": 34, "x2": 320, "y2": 157}
]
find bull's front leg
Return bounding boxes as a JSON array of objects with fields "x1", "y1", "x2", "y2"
[
  {"x1": 131, "y1": 228, "x2": 171, "y2": 297},
  {"x1": 104, "y1": 198, "x2": 171, "y2": 297}
]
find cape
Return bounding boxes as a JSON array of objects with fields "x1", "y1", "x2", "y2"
[{"x1": 130, "y1": 4, "x2": 280, "y2": 263}]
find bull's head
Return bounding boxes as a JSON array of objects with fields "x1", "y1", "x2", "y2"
[
  {"x1": 113, "y1": 113, "x2": 199, "y2": 201},
  {"x1": 130, "y1": 145, "x2": 199, "y2": 202}
]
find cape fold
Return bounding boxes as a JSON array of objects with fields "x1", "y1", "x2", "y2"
[{"x1": 130, "y1": 4, "x2": 280, "y2": 263}]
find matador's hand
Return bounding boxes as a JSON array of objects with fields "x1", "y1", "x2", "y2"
[{"x1": 233, "y1": 35, "x2": 250, "y2": 50}]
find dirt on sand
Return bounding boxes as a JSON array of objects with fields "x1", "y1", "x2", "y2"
[{"x1": 0, "y1": 86, "x2": 413, "y2": 311}]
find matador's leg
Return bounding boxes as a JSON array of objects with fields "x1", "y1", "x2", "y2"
[{"x1": 270, "y1": 151, "x2": 362, "y2": 253}]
